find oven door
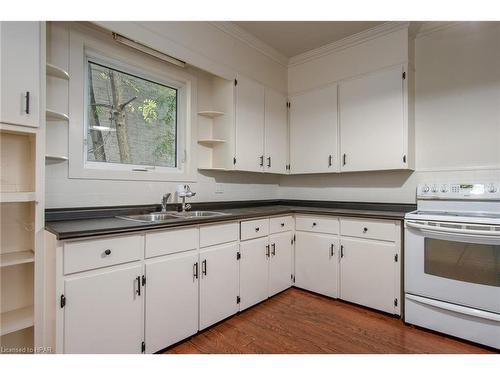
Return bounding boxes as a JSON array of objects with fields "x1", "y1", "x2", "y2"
[{"x1": 405, "y1": 219, "x2": 500, "y2": 313}]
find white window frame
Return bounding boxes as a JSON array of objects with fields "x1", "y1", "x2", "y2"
[{"x1": 68, "y1": 26, "x2": 197, "y2": 182}]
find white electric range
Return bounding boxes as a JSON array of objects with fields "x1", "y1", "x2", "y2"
[{"x1": 404, "y1": 182, "x2": 500, "y2": 350}]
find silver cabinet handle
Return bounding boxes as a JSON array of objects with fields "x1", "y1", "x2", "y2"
[{"x1": 202, "y1": 259, "x2": 207, "y2": 276}]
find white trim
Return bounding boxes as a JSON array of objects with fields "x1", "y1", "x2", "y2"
[
  {"x1": 414, "y1": 21, "x2": 465, "y2": 38},
  {"x1": 288, "y1": 22, "x2": 410, "y2": 67},
  {"x1": 211, "y1": 22, "x2": 289, "y2": 67},
  {"x1": 416, "y1": 165, "x2": 500, "y2": 173}
]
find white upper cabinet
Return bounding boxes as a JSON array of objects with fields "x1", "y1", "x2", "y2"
[
  {"x1": 289, "y1": 84, "x2": 338, "y2": 174},
  {"x1": 339, "y1": 65, "x2": 409, "y2": 172},
  {"x1": 264, "y1": 89, "x2": 289, "y2": 174},
  {"x1": 0, "y1": 22, "x2": 40, "y2": 128},
  {"x1": 234, "y1": 75, "x2": 265, "y2": 172}
]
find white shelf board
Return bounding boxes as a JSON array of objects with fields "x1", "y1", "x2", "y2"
[
  {"x1": 198, "y1": 167, "x2": 231, "y2": 171},
  {"x1": 0, "y1": 250, "x2": 34, "y2": 267},
  {"x1": 197, "y1": 139, "x2": 226, "y2": 146},
  {"x1": 0, "y1": 123, "x2": 37, "y2": 135},
  {"x1": 45, "y1": 155, "x2": 68, "y2": 164},
  {"x1": 46, "y1": 63, "x2": 69, "y2": 80},
  {"x1": 0, "y1": 192, "x2": 36, "y2": 203},
  {"x1": 46, "y1": 109, "x2": 69, "y2": 122},
  {"x1": 197, "y1": 110, "x2": 225, "y2": 118},
  {"x1": 0, "y1": 306, "x2": 34, "y2": 336}
]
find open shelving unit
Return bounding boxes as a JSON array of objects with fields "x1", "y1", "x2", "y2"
[{"x1": 197, "y1": 75, "x2": 235, "y2": 171}]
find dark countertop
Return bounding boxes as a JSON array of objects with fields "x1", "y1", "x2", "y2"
[{"x1": 45, "y1": 200, "x2": 415, "y2": 240}]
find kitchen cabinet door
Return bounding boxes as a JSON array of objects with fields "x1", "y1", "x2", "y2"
[
  {"x1": 339, "y1": 65, "x2": 406, "y2": 172},
  {"x1": 63, "y1": 263, "x2": 143, "y2": 354},
  {"x1": 268, "y1": 232, "x2": 293, "y2": 296},
  {"x1": 289, "y1": 84, "x2": 338, "y2": 174},
  {"x1": 0, "y1": 22, "x2": 40, "y2": 127},
  {"x1": 239, "y1": 237, "x2": 269, "y2": 310},
  {"x1": 234, "y1": 75, "x2": 265, "y2": 172},
  {"x1": 340, "y1": 237, "x2": 398, "y2": 314},
  {"x1": 199, "y1": 243, "x2": 239, "y2": 330},
  {"x1": 295, "y1": 232, "x2": 339, "y2": 298},
  {"x1": 264, "y1": 89, "x2": 288, "y2": 174},
  {"x1": 144, "y1": 251, "x2": 198, "y2": 353}
]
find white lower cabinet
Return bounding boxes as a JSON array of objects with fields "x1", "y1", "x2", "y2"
[
  {"x1": 63, "y1": 263, "x2": 144, "y2": 354},
  {"x1": 144, "y1": 251, "x2": 199, "y2": 353},
  {"x1": 294, "y1": 232, "x2": 339, "y2": 298},
  {"x1": 268, "y1": 232, "x2": 293, "y2": 296},
  {"x1": 240, "y1": 237, "x2": 270, "y2": 310},
  {"x1": 199, "y1": 243, "x2": 240, "y2": 330},
  {"x1": 339, "y1": 237, "x2": 399, "y2": 314}
]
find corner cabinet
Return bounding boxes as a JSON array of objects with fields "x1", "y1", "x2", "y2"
[
  {"x1": 289, "y1": 84, "x2": 338, "y2": 174},
  {"x1": 0, "y1": 22, "x2": 41, "y2": 128},
  {"x1": 339, "y1": 65, "x2": 412, "y2": 172}
]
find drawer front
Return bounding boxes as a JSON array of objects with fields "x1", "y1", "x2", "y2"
[
  {"x1": 64, "y1": 235, "x2": 143, "y2": 274},
  {"x1": 340, "y1": 218, "x2": 396, "y2": 242},
  {"x1": 199, "y1": 222, "x2": 239, "y2": 248},
  {"x1": 145, "y1": 227, "x2": 198, "y2": 258},
  {"x1": 269, "y1": 215, "x2": 294, "y2": 234},
  {"x1": 240, "y1": 218, "x2": 269, "y2": 240},
  {"x1": 295, "y1": 215, "x2": 339, "y2": 234}
]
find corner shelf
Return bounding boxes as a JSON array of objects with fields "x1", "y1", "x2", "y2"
[
  {"x1": 45, "y1": 155, "x2": 68, "y2": 164},
  {"x1": 0, "y1": 250, "x2": 34, "y2": 268},
  {"x1": 198, "y1": 167, "x2": 231, "y2": 172},
  {"x1": 0, "y1": 306, "x2": 34, "y2": 336},
  {"x1": 0, "y1": 192, "x2": 36, "y2": 203},
  {"x1": 46, "y1": 63, "x2": 69, "y2": 80},
  {"x1": 197, "y1": 110, "x2": 225, "y2": 118},
  {"x1": 198, "y1": 139, "x2": 226, "y2": 146},
  {"x1": 46, "y1": 109, "x2": 69, "y2": 122}
]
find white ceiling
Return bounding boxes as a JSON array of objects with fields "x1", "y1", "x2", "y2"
[{"x1": 233, "y1": 21, "x2": 385, "y2": 58}]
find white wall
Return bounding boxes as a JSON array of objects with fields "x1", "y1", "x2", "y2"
[
  {"x1": 280, "y1": 22, "x2": 500, "y2": 203},
  {"x1": 45, "y1": 22, "x2": 280, "y2": 208}
]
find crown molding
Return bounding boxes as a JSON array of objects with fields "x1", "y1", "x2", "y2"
[
  {"x1": 414, "y1": 21, "x2": 465, "y2": 38},
  {"x1": 210, "y1": 22, "x2": 289, "y2": 67},
  {"x1": 288, "y1": 21, "x2": 410, "y2": 67}
]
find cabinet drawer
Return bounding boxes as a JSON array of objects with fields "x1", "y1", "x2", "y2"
[
  {"x1": 64, "y1": 235, "x2": 143, "y2": 275},
  {"x1": 340, "y1": 218, "x2": 396, "y2": 242},
  {"x1": 269, "y1": 216, "x2": 294, "y2": 234},
  {"x1": 145, "y1": 227, "x2": 198, "y2": 258},
  {"x1": 295, "y1": 215, "x2": 339, "y2": 234},
  {"x1": 200, "y1": 222, "x2": 239, "y2": 248},
  {"x1": 240, "y1": 218, "x2": 269, "y2": 240}
]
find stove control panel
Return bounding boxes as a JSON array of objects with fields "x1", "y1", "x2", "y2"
[{"x1": 417, "y1": 182, "x2": 500, "y2": 200}]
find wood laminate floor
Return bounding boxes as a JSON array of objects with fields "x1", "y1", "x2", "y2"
[{"x1": 163, "y1": 288, "x2": 497, "y2": 354}]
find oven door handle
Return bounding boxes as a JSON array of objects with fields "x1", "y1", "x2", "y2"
[
  {"x1": 406, "y1": 294, "x2": 500, "y2": 322},
  {"x1": 406, "y1": 220, "x2": 500, "y2": 238}
]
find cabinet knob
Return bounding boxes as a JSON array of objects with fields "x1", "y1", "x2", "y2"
[
  {"x1": 104, "y1": 249, "x2": 112, "y2": 256},
  {"x1": 280, "y1": 223, "x2": 285, "y2": 227},
  {"x1": 255, "y1": 227, "x2": 260, "y2": 232},
  {"x1": 363, "y1": 227, "x2": 368, "y2": 233},
  {"x1": 312, "y1": 222, "x2": 317, "y2": 227}
]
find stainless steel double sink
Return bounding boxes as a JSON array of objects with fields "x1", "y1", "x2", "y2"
[{"x1": 117, "y1": 211, "x2": 228, "y2": 223}]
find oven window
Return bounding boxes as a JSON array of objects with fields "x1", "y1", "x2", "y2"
[{"x1": 424, "y1": 238, "x2": 500, "y2": 287}]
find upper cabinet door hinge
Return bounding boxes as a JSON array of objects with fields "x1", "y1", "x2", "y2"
[
  {"x1": 233, "y1": 157, "x2": 237, "y2": 165},
  {"x1": 60, "y1": 294, "x2": 66, "y2": 308},
  {"x1": 394, "y1": 254, "x2": 398, "y2": 262},
  {"x1": 394, "y1": 298, "x2": 398, "y2": 307},
  {"x1": 236, "y1": 252, "x2": 241, "y2": 260},
  {"x1": 286, "y1": 101, "x2": 291, "y2": 109},
  {"x1": 234, "y1": 79, "x2": 238, "y2": 86},
  {"x1": 237, "y1": 296, "x2": 241, "y2": 304},
  {"x1": 141, "y1": 341, "x2": 145, "y2": 353},
  {"x1": 402, "y1": 71, "x2": 406, "y2": 80},
  {"x1": 403, "y1": 155, "x2": 407, "y2": 163},
  {"x1": 142, "y1": 275, "x2": 146, "y2": 286}
]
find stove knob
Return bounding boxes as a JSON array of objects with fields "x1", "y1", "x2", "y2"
[
  {"x1": 487, "y1": 184, "x2": 497, "y2": 193},
  {"x1": 440, "y1": 184, "x2": 448, "y2": 193},
  {"x1": 431, "y1": 185, "x2": 438, "y2": 193},
  {"x1": 422, "y1": 185, "x2": 430, "y2": 193}
]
